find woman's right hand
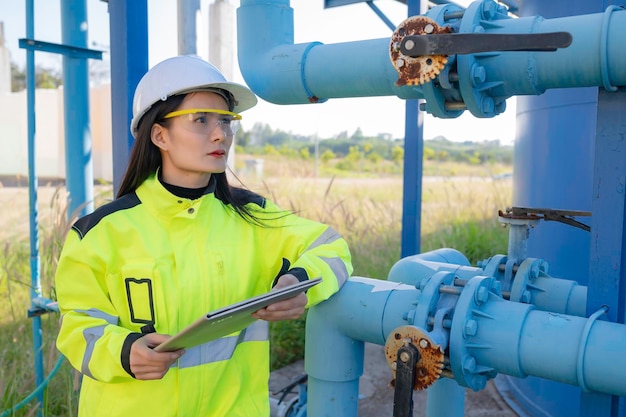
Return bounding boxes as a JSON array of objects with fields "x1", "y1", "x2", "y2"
[{"x1": 130, "y1": 333, "x2": 185, "y2": 380}]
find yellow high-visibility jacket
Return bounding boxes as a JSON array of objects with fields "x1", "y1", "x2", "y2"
[{"x1": 55, "y1": 174, "x2": 352, "y2": 417}]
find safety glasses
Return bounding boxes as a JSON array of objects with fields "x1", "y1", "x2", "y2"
[{"x1": 163, "y1": 108, "x2": 242, "y2": 137}]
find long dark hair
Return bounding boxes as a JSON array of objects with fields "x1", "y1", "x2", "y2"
[{"x1": 116, "y1": 94, "x2": 267, "y2": 224}]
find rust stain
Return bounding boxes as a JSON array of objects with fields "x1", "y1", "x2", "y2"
[{"x1": 390, "y1": 16, "x2": 450, "y2": 86}]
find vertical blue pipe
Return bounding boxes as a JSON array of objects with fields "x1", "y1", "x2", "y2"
[
  {"x1": 426, "y1": 379, "x2": 465, "y2": 417},
  {"x1": 61, "y1": 0, "x2": 93, "y2": 218},
  {"x1": 25, "y1": 1, "x2": 43, "y2": 415},
  {"x1": 108, "y1": 0, "x2": 148, "y2": 195}
]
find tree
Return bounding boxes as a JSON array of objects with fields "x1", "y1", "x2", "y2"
[
  {"x1": 320, "y1": 149, "x2": 335, "y2": 164},
  {"x1": 11, "y1": 62, "x2": 63, "y2": 92},
  {"x1": 424, "y1": 146, "x2": 436, "y2": 160},
  {"x1": 391, "y1": 145, "x2": 404, "y2": 164},
  {"x1": 350, "y1": 127, "x2": 364, "y2": 141}
]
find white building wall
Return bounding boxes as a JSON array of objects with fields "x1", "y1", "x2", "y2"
[
  {"x1": 0, "y1": 22, "x2": 11, "y2": 94},
  {"x1": 0, "y1": 84, "x2": 114, "y2": 182}
]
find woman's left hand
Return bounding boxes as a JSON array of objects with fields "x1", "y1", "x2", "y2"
[{"x1": 252, "y1": 274, "x2": 307, "y2": 321}]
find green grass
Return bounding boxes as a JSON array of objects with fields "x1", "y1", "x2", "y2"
[{"x1": 0, "y1": 162, "x2": 512, "y2": 415}]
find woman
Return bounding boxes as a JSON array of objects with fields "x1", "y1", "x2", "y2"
[{"x1": 55, "y1": 55, "x2": 352, "y2": 417}]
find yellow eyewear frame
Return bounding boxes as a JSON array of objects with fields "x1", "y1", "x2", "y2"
[{"x1": 163, "y1": 108, "x2": 242, "y2": 120}]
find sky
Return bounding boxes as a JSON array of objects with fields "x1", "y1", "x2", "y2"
[{"x1": 1, "y1": 0, "x2": 516, "y2": 144}]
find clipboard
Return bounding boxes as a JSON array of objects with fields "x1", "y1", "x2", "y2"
[{"x1": 153, "y1": 278, "x2": 322, "y2": 352}]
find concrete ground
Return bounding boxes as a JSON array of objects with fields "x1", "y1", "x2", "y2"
[{"x1": 269, "y1": 342, "x2": 518, "y2": 417}]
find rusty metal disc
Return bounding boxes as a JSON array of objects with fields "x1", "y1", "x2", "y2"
[
  {"x1": 390, "y1": 16, "x2": 449, "y2": 86},
  {"x1": 385, "y1": 325, "x2": 445, "y2": 390}
]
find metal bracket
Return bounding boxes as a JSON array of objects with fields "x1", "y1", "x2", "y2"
[
  {"x1": 19, "y1": 38, "x2": 103, "y2": 60},
  {"x1": 503, "y1": 207, "x2": 591, "y2": 232},
  {"x1": 27, "y1": 297, "x2": 59, "y2": 318}
]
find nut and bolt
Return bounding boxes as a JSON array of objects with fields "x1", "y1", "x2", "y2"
[
  {"x1": 476, "y1": 286, "x2": 490, "y2": 303},
  {"x1": 482, "y1": 97, "x2": 496, "y2": 115},
  {"x1": 463, "y1": 356, "x2": 476, "y2": 373},
  {"x1": 471, "y1": 64, "x2": 486, "y2": 86},
  {"x1": 464, "y1": 319, "x2": 478, "y2": 337}
]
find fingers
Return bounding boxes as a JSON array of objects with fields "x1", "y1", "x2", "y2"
[
  {"x1": 273, "y1": 274, "x2": 299, "y2": 289},
  {"x1": 130, "y1": 334, "x2": 185, "y2": 380},
  {"x1": 252, "y1": 292, "x2": 307, "y2": 322}
]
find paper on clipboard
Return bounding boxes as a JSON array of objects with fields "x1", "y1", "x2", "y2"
[{"x1": 153, "y1": 278, "x2": 322, "y2": 352}]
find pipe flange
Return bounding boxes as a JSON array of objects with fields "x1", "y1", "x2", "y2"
[
  {"x1": 390, "y1": 16, "x2": 450, "y2": 86},
  {"x1": 411, "y1": 271, "x2": 456, "y2": 329},
  {"x1": 422, "y1": 4, "x2": 466, "y2": 118},
  {"x1": 509, "y1": 257, "x2": 548, "y2": 303},
  {"x1": 456, "y1": 0, "x2": 510, "y2": 117},
  {"x1": 385, "y1": 326, "x2": 444, "y2": 390},
  {"x1": 481, "y1": 254, "x2": 507, "y2": 283},
  {"x1": 449, "y1": 275, "x2": 499, "y2": 390}
]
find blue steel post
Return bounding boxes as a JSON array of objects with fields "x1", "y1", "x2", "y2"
[
  {"x1": 108, "y1": 0, "x2": 148, "y2": 195},
  {"x1": 400, "y1": 0, "x2": 424, "y2": 258},
  {"x1": 61, "y1": 0, "x2": 94, "y2": 218},
  {"x1": 400, "y1": 99, "x2": 422, "y2": 258},
  {"x1": 25, "y1": 1, "x2": 43, "y2": 414},
  {"x1": 584, "y1": 86, "x2": 626, "y2": 416}
]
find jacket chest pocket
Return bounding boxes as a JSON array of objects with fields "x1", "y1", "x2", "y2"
[
  {"x1": 125, "y1": 278, "x2": 156, "y2": 332},
  {"x1": 108, "y1": 261, "x2": 166, "y2": 333}
]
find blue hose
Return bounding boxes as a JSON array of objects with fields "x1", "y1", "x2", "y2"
[{"x1": 0, "y1": 356, "x2": 66, "y2": 417}]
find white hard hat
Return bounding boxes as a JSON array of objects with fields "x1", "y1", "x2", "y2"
[{"x1": 130, "y1": 55, "x2": 258, "y2": 137}]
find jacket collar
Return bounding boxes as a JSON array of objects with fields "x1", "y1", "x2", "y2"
[{"x1": 135, "y1": 173, "x2": 217, "y2": 219}]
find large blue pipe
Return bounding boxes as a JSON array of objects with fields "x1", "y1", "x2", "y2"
[
  {"x1": 61, "y1": 0, "x2": 93, "y2": 218},
  {"x1": 502, "y1": 0, "x2": 623, "y2": 415},
  {"x1": 237, "y1": 0, "x2": 626, "y2": 108}
]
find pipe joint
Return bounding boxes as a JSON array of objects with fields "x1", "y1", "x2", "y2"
[{"x1": 599, "y1": 6, "x2": 622, "y2": 92}]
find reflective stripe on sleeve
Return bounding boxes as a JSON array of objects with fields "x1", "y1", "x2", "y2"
[
  {"x1": 75, "y1": 308, "x2": 119, "y2": 325},
  {"x1": 321, "y1": 256, "x2": 349, "y2": 288},
  {"x1": 308, "y1": 227, "x2": 342, "y2": 250},
  {"x1": 179, "y1": 321, "x2": 269, "y2": 369},
  {"x1": 82, "y1": 325, "x2": 106, "y2": 379}
]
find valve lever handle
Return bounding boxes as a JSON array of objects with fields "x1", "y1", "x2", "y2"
[
  {"x1": 392, "y1": 344, "x2": 420, "y2": 417},
  {"x1": 400, "y1": 32, "x2": 573, "y2": 57}
]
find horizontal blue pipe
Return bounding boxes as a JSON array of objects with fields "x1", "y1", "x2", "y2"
[
  {"x1": 387, "y1": 255, "x2": 483, "y2": 285},
  {"x1": 237, "y1": 1, "x2": 626, "y2": 107},
  {"x1": 237, "y1": 0, "x2": 423, "y2": 105},
  {"x1": 464, "y1": 301, "x2": 626, "y2": 397},
  {"x1": 388, "y1": 252, "x2": 588, "y2": 316},
  {"x1": 472, "y1": 8, "x2": 626, "y2": 97}
]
